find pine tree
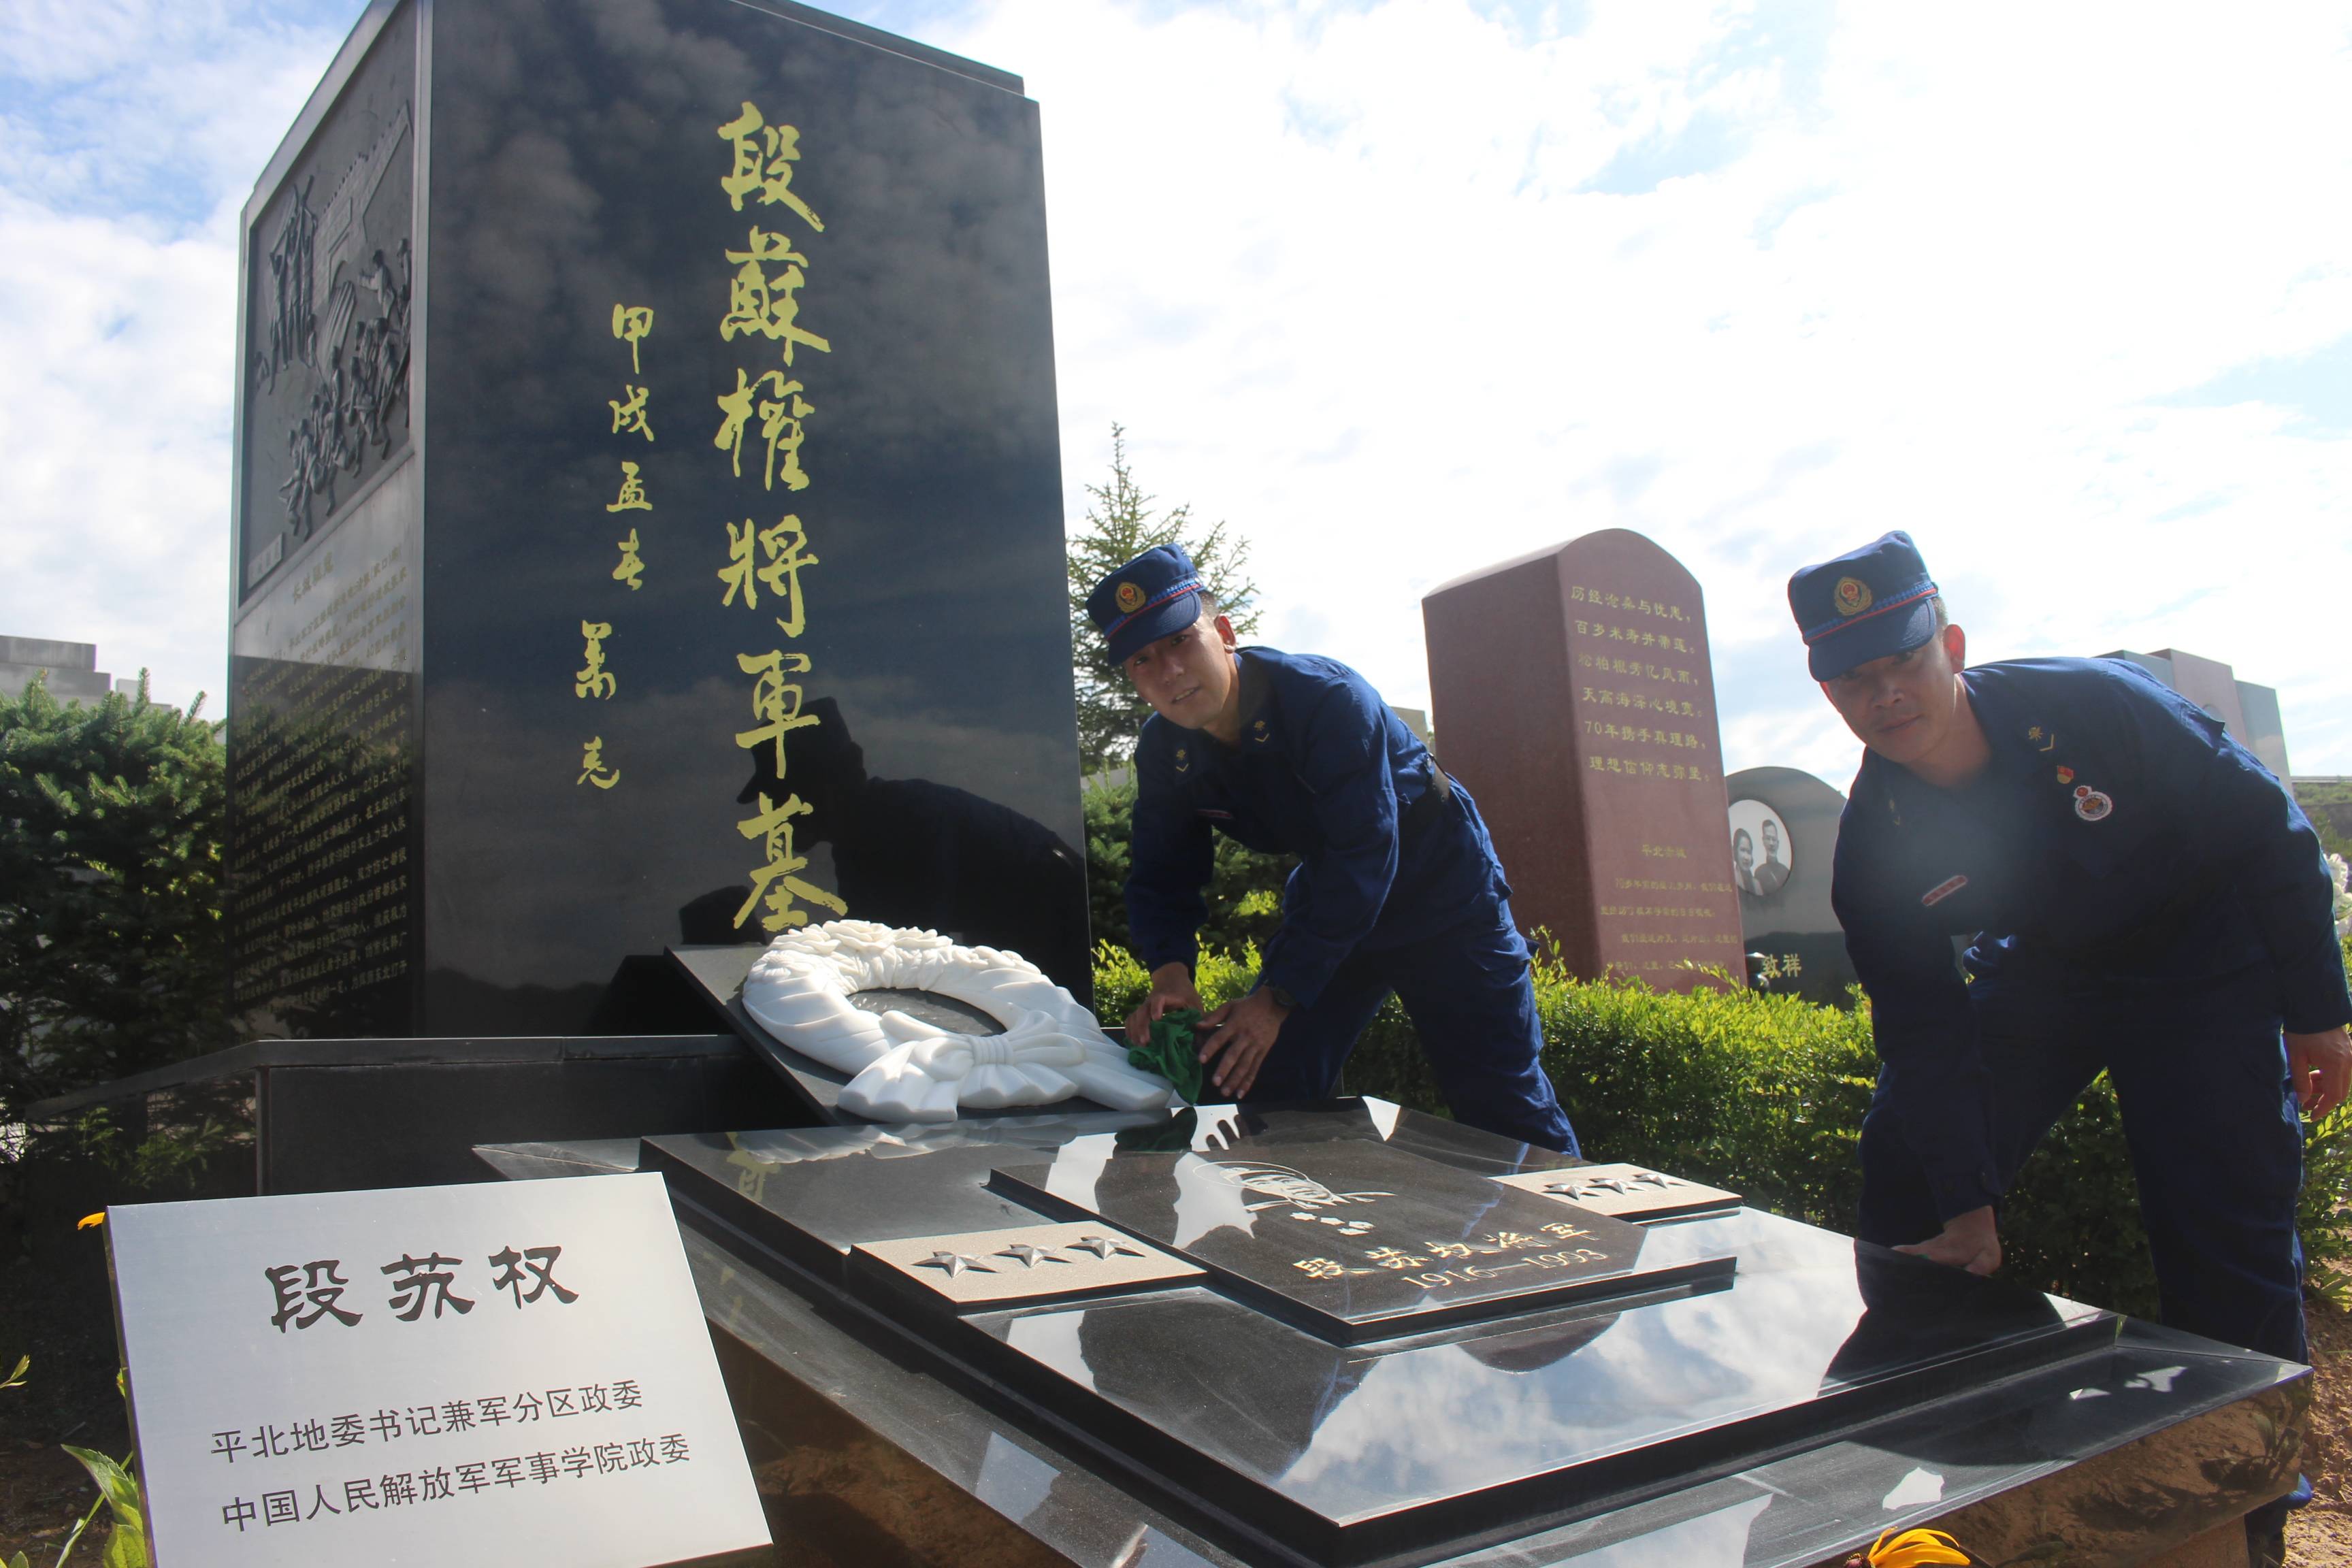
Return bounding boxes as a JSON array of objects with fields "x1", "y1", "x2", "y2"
[
  {"x1": 1066, "y1": 425, "x2": 1261, "y2": 773},
  {"x1": 0, "y1": 676, "x2": 232, "y2": 1117}
]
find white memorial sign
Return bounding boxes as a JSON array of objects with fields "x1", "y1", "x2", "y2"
[{"x1": 107, "y1": 1173, "x2": 770, "y2": 1568}]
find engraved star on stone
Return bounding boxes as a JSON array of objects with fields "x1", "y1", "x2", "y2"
[
  {"x1": 1551, "y1": 1175, "x2": 1633, "y2": 1197},
  {"x1": 1069, "y1": 1235, "x2": 1143, "y2": 1260},
  {"x1": 993, "y1": 1243, "x2": 1071, "y2": 1269},
  {"x1": 1627, "y1": 1171, "x2": 1678, "y2": 1188},
  {"x1": 914, "y1": 1251, "x2": 996, "y2": 1278}
]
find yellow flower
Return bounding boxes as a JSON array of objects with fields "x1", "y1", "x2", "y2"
[
  {"x1": 1866, "y1": 1529, "x2": 1970, "y2": 1567},
  {"x1": 76, "y1": 1212, "x2": 105, "y2": 1230}
]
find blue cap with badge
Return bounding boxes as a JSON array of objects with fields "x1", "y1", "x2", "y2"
[
  {"x1": 1087, "y1": 543, "x2": 1207, "y2": 666},
  {"x1": 1787, "y1": 531, "x2": 1942, "y2": 680}
]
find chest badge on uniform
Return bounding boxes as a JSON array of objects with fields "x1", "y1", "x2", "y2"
[
  {"x1": 2072, "y1": 784, "x2": 2112, "y2": 821},
  {"x1": 1921, "y1": 874, "x2": 1969, "y2": 907},
  {"x1": 1174, "y1": 746, "x2": 1190, "y2": 774},
  {"x1": 2027, "y1": 725, "x2": 2057, "y2": 753},
  {"x1": 2055, "y1": 765, "x2": 2075, "y2": 785},
  {"x1": 1251, "y1": 718, "x2": 1270, "y2": 743}
]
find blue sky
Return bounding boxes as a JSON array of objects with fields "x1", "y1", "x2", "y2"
[{"x1": 5, "y1": 0, "x2": 2349, "y2": 783}]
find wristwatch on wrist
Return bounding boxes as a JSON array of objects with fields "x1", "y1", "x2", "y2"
[{"x1": 1263, "y1": 983, "x2": 1297, "y2": 1011}]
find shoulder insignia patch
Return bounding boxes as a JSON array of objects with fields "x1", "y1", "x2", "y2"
[
  {"x1": 1173, "y1": 746, "x2": 1190, "y2": 774},
  {"x1": 1921, "y1": 875, "x2": 1968, "y2": 907}
]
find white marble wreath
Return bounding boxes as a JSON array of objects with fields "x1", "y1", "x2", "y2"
[{"x1": 740, "y1": 919, "x2": 1175, "y2": 1123}]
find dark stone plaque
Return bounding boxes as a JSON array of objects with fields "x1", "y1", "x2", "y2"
[
  {"x1": 988, "y1": 1137, "x2": 1734, "y2": 1342},
  {"x1": 1727, "y1": 764, "x2": 1859, "y2": 1000},
  {"x1": 227, "y1": 0, "x2": 1088, "y2": 1036},
  {"x1": 227, "y1": 463, "x2": 420, "y2": 1034},
  {"x1": 1423, "y1": 530, "x2": 1744, "y2": 989}
]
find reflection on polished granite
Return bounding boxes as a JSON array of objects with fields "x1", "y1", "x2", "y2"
[
  {"x1": 483, "y1": 1102, "x2": 2304, "y2": 1566},
  {"x1": 987, "y1": 1139, "x2": 1734, "y2": 1342},
  {"x1": 614, "y1": 1100, "x2": 2272, "y2": 1566}
]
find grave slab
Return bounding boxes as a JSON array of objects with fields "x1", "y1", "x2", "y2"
[{"x1": 632, "y1": 1102, "x2": 2186, "y2": 1567}]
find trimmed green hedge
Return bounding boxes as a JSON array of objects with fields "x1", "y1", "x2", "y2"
[{"x1": 1094, "y1": 937, "x2": 2352, "y2": 1320}]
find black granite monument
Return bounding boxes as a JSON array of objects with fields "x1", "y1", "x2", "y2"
[{"x1": 225, "y1": 0, "x2": 1087, "y2": 1041}]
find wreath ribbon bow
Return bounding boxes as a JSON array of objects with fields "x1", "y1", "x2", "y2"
[{"x1": 845, "y1": 1007, "x2": 1131, "y2": 1119}]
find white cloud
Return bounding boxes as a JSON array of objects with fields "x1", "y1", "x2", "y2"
[
  {"x1": 910, "y1": 0, "x2": 2352, "y2": 782},
  {"x1": 0, "y1": 0, "x2": 350, "y2": 712},
  {"x1": 10, "y1": 0, "x2": 2351, "y2": 781}
]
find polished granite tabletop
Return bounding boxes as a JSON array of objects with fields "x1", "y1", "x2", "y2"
[{"x1": 488, "y1": 1099, "x2": 2305, "y2": 1567}]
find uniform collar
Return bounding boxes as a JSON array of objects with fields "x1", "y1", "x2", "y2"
[
  {"x1": 1961, "y1": 668, "x2": 2059, "y2": 781},
  {"x1": 1218, "y1": 648, "x2": 1279, "y2": 752}
]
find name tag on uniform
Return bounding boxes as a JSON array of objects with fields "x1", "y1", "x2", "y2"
[{"x1": 1921, "y1": 875, "x2": 1968, "y2": 907}]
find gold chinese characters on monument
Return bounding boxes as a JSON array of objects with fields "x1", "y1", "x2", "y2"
[
  {"x1": 562, "y1": 98, "x2": 853, "y2": 938},
  {"x1": 713, "y1": 103, "x2": 845, "y2": 934}
]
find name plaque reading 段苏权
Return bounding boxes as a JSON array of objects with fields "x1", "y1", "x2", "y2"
[
  {"x1": 987, "y1": 1139, "x2": 1734, "y2": 1343},
  {"x1": 105, "y1": 1173, "x2": 768, "y2": 1568}
]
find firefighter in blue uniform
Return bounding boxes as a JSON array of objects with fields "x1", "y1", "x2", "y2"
[
  {"x1": 1088, "y1": 544, "x2": 1578, "y2": 1154},
  {"x1": 1791, "y1": 532, "x2": 2351, "y2": 1565}
]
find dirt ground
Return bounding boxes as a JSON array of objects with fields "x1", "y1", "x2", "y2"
[
  {"x1": 2293, "y1": 1290, "x2": 2352, "y2": 1565},
  {"x1": 10, "y1": 1287, "x2": 2352, "y2": 1563}
]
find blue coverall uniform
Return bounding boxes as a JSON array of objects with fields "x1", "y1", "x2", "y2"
[
  {"x1": 1126, "y1": 646, "x2": 1579, "y2": 1154},
  {"x1": 1832, "y1": 656, "x2": 2351, "y2": 1370}
]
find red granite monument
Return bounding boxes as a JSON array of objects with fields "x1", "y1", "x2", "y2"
[{"x1": 1423, "y1": 530, "x2": 1742, "y2": 991}]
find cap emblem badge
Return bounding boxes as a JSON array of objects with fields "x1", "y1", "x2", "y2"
[
  {"x1": 1114, "y1": 581, "x2": 1145, "y2": 613},
  {"x1": 1833, "y1": 576, "x2": 1873, "y2": 617},
  {"x1": 2072, "y1": 785, "x2": 2112, "y2": 822}
]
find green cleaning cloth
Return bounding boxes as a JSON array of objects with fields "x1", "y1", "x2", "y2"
[{"x1": 1127, "y1": 1007, "x2": 1207, "y2": 1104}]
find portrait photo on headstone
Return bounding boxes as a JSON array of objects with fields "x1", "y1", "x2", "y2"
[{"x1": 1727, "y1": 798, "x2": 1794, "y2": 901}]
